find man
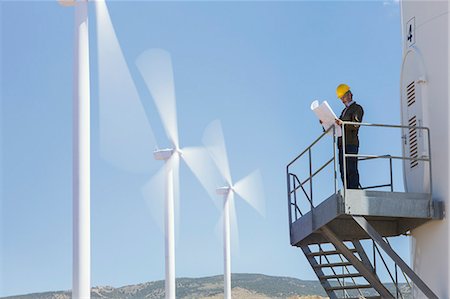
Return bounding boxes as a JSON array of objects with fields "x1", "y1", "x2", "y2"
[{"x1": 335, "y1": 84, "x2": 364, "y2": 189}]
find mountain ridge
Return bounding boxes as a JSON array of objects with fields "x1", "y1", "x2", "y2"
[{"x1": 2, "y1": 273, "x2": 411, "y2": 299}]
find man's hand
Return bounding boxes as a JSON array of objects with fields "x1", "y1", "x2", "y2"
[{"x1": 335, "y1": 119, "x2": 343, "y2": 126}]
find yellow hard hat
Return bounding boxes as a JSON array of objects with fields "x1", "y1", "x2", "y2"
[{"x1": 336, "y1": 84, "x2": 350, "y2": 99}]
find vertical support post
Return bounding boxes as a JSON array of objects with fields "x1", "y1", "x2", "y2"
[
  {"x1": 426, "y1": 128, "x2": 433, "y2": 217},
  {"x1": 293, "y1": 176, "x2": 298, "y2": 220},
  {"x1": 395, "y1": 264, "x2": 399, "y2": 298},
  {"x1": 342, "y1": 123, "x2": 347, "y2": 196},
  {"x1": 308, "y1": 149, "x2": 314, "y2": 230},
  {"x1": 286, "y1": 168, "x2": 292, "y2": 233},
  {"x1": 389, "y1": 157, "x2": 394, "y2": 192},
  {"x1": 165, "y1": 159, "x2": 176, "y2": 299},
  {"x1": 73, "y1": 1, "x2": 90, "y2": 298},
  {"x1": 308, "y1": 148, "x2": 313, "y2": 210},
  {"x1": 333, "y1": 126, "x2": 337, "y2": 194},
  {"x1": 223, "y1": 192, "x2": 232, "y2": 299},
  {"x1": 372, "y1": 240, "x2": 377, "y2": 274}
]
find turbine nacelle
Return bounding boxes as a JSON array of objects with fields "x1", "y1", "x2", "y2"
[
  {"x1": 153, "y1": 148, "x2": 175, "y2": 161},
  {"x1": 216, "y1": 186, "x2": 232, "y2": 196},
  {"x1": 58, "y1": 0, "x2": 77, "y2": 7}
]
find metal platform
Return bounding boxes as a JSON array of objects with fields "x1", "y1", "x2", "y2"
[
  {"x1": 286, "y1": 122, "x2": 443, "y2": 299},
  {"x1": 290, "y1": 189, "x2": 444, "y2": 246}
]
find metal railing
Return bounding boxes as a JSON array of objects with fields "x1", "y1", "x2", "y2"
[
  {"x1": 286, "y1": 121, "x2": 432, "y2": 226},
  {"x1": 371, "y1": 237, "x2": 412, "y2": 299}
]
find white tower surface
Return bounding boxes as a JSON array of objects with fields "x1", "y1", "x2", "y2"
[
  {"x1": 68, "y1": 0, "x2": 91, "y2": 298},
  {"x1": 400, "y1": 1, "x2": 449, "y2": 297}
]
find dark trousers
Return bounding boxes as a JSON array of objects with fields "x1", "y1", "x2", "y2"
[{"x1": 338, "y1": 144, "x2": 360, "y2": 189}]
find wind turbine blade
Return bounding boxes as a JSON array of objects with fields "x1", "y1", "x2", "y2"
[
  {"x1": 142, "y1": 165, "x2": 165, "y2": 233},
  {"x1": 95, "y1": 0, "x2": 156, "y2": 173},
  {"x1": 136, "y1": 49, "x2": 179, "y2": 149},
  {"x1": 233, "y1": 169, "x2": 266, "y2": 217},
  {"x1": 182, "y1": 146, "x2": 223, "y2": 209},
  {"x1": 202, "y1": 120, "x2": 232, "y2": 185}
]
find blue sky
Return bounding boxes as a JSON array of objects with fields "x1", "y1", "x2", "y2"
[{"x1": 1, "y1": 0, "x2": 406, "y2": 297}]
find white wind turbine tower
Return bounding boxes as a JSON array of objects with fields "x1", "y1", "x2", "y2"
[
  {"x1": 58, "y1": 0, "x2": 91, "y2": 298},
  {"x1": 97, "y1": 7, "x2": 201, "y2": 299},
  {"x1": 136, "y1": 48, "x2": 215, "y2": 299},
  {"x1": 60, "y1": 0, "x2": 158, "y2": 298},
  {"x1": 98, "y1": 3, "x2": 211, "y2": 296},
  {"x1": 97, "y1": 15, "x2": 209, "y2": 298},
  {"x1": 200, "y1": 120, "x2": 266, "y2": 299}
]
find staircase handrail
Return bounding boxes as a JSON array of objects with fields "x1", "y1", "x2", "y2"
[{"x1": 286, "y1": 125, "x2": 337, "y2": 228}]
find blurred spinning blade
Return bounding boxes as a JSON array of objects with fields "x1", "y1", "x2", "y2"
[
  {"x1": 182, "y1": 146, "x2": 223, "y2": 207},
  {"x1": 136, "y1": 49, "x2": 179, "y2": 149},
  {"x1": 96, "y1": 0, "x2": 156, "y2": 173},
  {"x1": 201, "y1": 119, "x2": 266, "y2": 253},
  {"x1": 233, "y1": 169, "x2": 266, "y2": 217},
  {"x1": 202, "y1": 120, "x2": 232, "y2": 186},
  {"x1": 142, "y1": 163, "x2": 165, "y2": 232}
]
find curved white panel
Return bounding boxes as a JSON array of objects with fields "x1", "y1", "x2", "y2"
[
  {"x1": 401, "y1": 1, "x2": 449, "y2": 298},
  {"x1": 400, "y1": 48, "x2": 429, "y2": 194}
]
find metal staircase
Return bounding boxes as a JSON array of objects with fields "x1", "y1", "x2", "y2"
[
  {"x1": 301, "y1": 238, "x2": 385, "y2": 299},
  {"x1": 286, "y1": 122, "x2": 444, "y2": 299}
]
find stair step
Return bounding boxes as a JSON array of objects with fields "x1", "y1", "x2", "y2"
[
  {"x1": 319, "y1": 273, "x2": 362, "y2": 280},
  {"x1": 307, "y1": 248, "x2": 358, "y2": 257},
  {"x1": 313, "y1": 261, "x2": 353, "y2": 268},
  {"x1": 325, "y1": 284, "x2": 373, "y2": 291}
]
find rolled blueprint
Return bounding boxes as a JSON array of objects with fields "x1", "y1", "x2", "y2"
[{"x1": 311, "y1": 100, "x2": 342, "y2": 137}]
